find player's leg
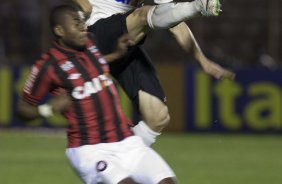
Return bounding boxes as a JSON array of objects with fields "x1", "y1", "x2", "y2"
[
  {"x1": 132, "y1": 90, "x2": 170, "y2": 146},
  {"x1": 126, "y1": 0, "x2": 221, "y2": 43},
  {"x1": 130, "y1": 141, "x2": 177, "y2": 184},
  {"x1": 66, "y1": 145, "x2": 137, "y2": 184},
  {"x1": 118, "y1": 178, "x2": 138, "y2": 184},
  {"x1": 158, "y1": 178, "x2": 178, "y2": 184},
  {"x1": 85, "y1": 12, "x2": 170, "y2": 142},
  {"x1": 138, "y1": 90, "x2": 170, "y2": 132},
  {"x1": 111, "y1": 47, "x2": 170, "y2": 146},
  {"x1": 97, "y1": 162, "x2": 137, "y2": 184}
]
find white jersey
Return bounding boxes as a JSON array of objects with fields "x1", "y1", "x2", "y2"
[{"x1": 86, "y1": 0, "x2": 135, "y2": 26}]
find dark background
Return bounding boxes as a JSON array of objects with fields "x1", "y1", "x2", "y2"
[{"x1": 1, "y1": 0, "x2": 281, "y2": 70}]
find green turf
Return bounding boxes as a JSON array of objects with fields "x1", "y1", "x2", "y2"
[{"x1": 0, "y1": 130, "x2": 282, "y2": 184}]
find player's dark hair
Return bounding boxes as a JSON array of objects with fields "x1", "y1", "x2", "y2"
[{"x1": 49, "y1": 4, "x2": 79, "y2": 36}]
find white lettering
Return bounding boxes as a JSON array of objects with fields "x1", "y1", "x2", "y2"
[
  {"x1": 84, "y1": 81, "x2": 98, "y2": 97},
  {"x1": 72, "y1": 86, "x2": 84, "y2": 100},
  {"x1": 24, "y1": 66, "x2": 39, "y2": 94},
  {"x1": 72, "y1": 74, "x2": 113, "y2": 99},
  {"x1": 60, "y1": 61, "x2": 74, "y2": 71},
  {"x1": 92, "y1": 78, "x2": 102, "y2": 91}
]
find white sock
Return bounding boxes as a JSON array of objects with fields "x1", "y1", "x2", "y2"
[
  {"x1": 147, "y1": 2, "x2": 200, "y2": 29},
  {"x1": 132, "y1": 121, "x2": 161, "y2": 146}
]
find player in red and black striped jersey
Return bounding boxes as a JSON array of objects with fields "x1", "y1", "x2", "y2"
[
  {"x1": 21, "y1": 37, "x2": 134, "y2": 147},
  {"x1": 18, "y1": 7, "x2": 132, "y2": 148},
  {"x1": 17, "y1": 4, "x2": 177, "y2": 184}
]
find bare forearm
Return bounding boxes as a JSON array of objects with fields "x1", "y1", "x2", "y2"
[
  {"x1": 104, "y1": 34, "x2": 130, "y2": 63},
  {"x1": 17, "y1": 99, "x2": 42, "y2": 121},
  {"x1": 104, "y1": 53, "x2": 122, "y2": 63},
  {"x1": 169, "y1": 22, "x2": 206, "y2": 64},
  {"x1": 169, "y1": 22, "x2": 235, "y2": 80}
]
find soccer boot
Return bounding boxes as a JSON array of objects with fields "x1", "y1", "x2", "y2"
[{"x1": 196, "y1": 0, "x2": 222, "y2": 16}]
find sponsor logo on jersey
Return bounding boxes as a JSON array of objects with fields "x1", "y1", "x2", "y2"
[
  {"x1": 68, "y1": 73, "x2": 81, "y2": 80},
  {"x1": 72, "y1": 74, "x2": 113, "y2": 99},
  {"x1": 60, "y1": 61, "x2": 74, "y2": 71}
]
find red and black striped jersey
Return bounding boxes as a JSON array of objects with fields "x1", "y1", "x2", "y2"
[{"x1": 22, "y1": 35, "x2": 133, "y2": 148}]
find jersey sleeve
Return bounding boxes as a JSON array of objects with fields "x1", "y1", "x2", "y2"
[{"x1": 22, "y1": 60, "x2": 54, "y2": 105}]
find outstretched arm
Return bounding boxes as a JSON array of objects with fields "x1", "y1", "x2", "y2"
[{"x1": 169, "y1": 22, "x2": 235, "y2": 80}]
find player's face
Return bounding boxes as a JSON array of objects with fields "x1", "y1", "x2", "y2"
[{"x1": 60, "y1": 11, "x2": 87, "y2": 50}]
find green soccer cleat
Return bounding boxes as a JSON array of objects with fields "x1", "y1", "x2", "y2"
[{"x1": 197, "y1": 0, "x2": 222, "y2": 16}]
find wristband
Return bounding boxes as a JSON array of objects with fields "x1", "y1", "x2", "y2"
[{"x1": 38, "y1": 104, "x2": 54, "y2": 118}]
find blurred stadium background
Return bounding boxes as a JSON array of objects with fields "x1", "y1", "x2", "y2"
[{"x1": 0, "y1": 0, "x2": 282, "y2": 183}]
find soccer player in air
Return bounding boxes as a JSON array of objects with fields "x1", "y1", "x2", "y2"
[
  {"x1": 73, "y1": 0, "x2": 235, "y2": 146},
  {"x1": 17, "y1": 4, "x2": 178, "y2": 184}
]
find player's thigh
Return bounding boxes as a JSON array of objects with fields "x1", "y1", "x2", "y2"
[
  {"x1": 112, "y1": 48, "x2": 167, "y2": 106},
  {"x1": 158, "y1": 178, "x2": 178, "y2": 184},
  {"x1": 131, "y1": 146, "x2": 176, "y2": 184},
  {"x1": 66, "y1": 145, "x2": 131, "y2": 184},
  {"x1": 138, "y1": 90, "x2": 169, "y2": 121},
  {"x1": 126, "y1": 6, "x2": 152, "y2": 44}
]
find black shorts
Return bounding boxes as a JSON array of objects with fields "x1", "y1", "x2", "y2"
[{"x1": 87, "y1": 12, "x2": 166, "y2": 107}]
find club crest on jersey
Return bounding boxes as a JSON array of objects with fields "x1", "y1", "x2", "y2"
[
  {"x1": 72, "y1": 74, "x2": 113, "y2": 99},
  {"x1": 96, "y1": 160, "x2": 108, "y2": 172},
  {"x1": 60, "y1": 61, "x2": 74, "y2": 71}
]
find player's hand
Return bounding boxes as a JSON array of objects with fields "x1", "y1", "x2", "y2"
[
  {"x1": 115, "y1": 34, "x2": 132, "y2": 58},
  {"x1": 201, "y1": 58, "x2": 235, "y2": 80},
  {"x1": 104, "y1": 34, "x2": 132, "y2": 63},
  {"x1": 49, "y1": 93, "x2": 72, "y2": 113}
]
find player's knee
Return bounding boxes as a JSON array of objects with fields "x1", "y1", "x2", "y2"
[
  {"x1": 153, "y1": 105, "x2": 170, "y2": 131},
  {"x1": 160, "y1": 111, "x2": 170, "y2": 129},
  {"x1": 160, "y1": 105, "x2": 170, "y2": 123},
  {"x1": 158, "y1": 177, "x2": 178, "y2": 184},
  {"x1": 131, "y1": 6, "x2": 152, "y2": 26},
  {"x1": 118, "y1": 177, "x2": 138, "y2": 184}
]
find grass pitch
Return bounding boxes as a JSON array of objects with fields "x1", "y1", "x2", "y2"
[{"x1": 0, "y1": 130, "x2": 282, "y2": 184}]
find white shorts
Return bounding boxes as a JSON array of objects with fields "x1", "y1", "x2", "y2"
[{"x1": 66, "y1": 136, "x2": 175, "y2": 184}]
